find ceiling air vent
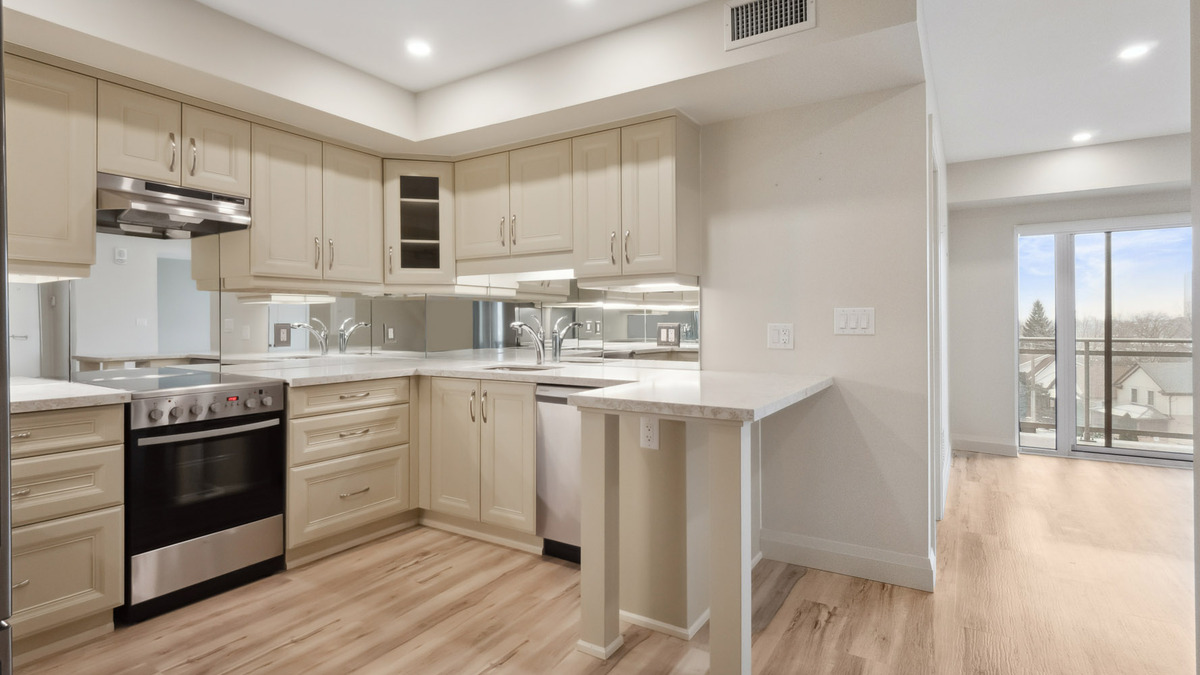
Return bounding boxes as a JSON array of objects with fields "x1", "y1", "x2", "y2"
[{"x1": 724, "y1": 0, "x2": 815, "y2": 51}]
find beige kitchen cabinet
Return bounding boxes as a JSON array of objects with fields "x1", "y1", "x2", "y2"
[
  {"x1": 323, "y1": 144, "x2": 383, "y2": 283},
  {"x1": 5, "y1": 56, "x2": 97, "y2": 278},
  {"x1": 11, "y1": 445, "x2": 123, "y2": 528},
  {"x1": 98, "y1": 82, "x2": 250, "y2": 196},
  {"x1": 384, "y1": 160, "x2": 456, "y2": 284},
  {"x1": 574, "y1": 116, "x2": 703, "y2": 280},
  {"x1": 287, "y1": 445, "x2": 409, "y2": 548},
  {"x1": 428, "y1": 378, "x2": 536, "y2": 534},
  {"x1": 250, "y1": 125, "x2": 324, "y2": 279},
  {"x1": 455, "y1": 140, "x2": 572, "y2": 261}
]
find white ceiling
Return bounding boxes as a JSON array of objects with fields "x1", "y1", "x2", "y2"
[
  {"x1": 192, "y1": 0, "x2": 710, "y2": 92},
  {"x1": 922, "y1": 0, "x2": 1190, "y2": 163}
]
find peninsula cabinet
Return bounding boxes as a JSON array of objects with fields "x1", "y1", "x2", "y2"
[
  {"x1": 5, "y1": 56, "x2": 97, "y2": 279},
  {"x1": 455, "y1": 139, "x2": 573, "y2": 261},
  {"x1": 429, "y1": 378, "x2": 537, "y2": 534},
  {"x1": 384, "y1": 160, "x2": 456, "y2": 284},
  {"x1": 97, "y1": 81, "x2": 251, "y2": 196},
  {"x1": 573, "y1": 116, "x2": 703, "y2": 279}
]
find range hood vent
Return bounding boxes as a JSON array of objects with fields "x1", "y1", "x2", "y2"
[
  {"x1": 725, "y1": 0, "x2": 814, "y2": 50},
  {"x1": 96, "y1": 173, "x2": 250, "y2": 239}
]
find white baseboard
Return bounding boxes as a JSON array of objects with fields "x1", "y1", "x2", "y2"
[
  {"x1": 951, "y1": 435, "x2": 1018, "y2": 457},
  {"x1": 752, "y1": 550, "x2": 763, "y2": 569},
  {"x1": 576, "y1": 636, "x2": 624, "y2": 659},
  {"x1": 761, "y1": 529, "x2": 935, "y2": 592},
  {"x1": 618, "y1": 607, "x2": 711, "y2": 641},
  {"x1": 419, "y1": 511, "x2": 544, "y2": 556}
]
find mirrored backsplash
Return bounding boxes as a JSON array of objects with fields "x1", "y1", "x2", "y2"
[{"x1": 11, "y1": 232, "x2": 699, "y2": 379}]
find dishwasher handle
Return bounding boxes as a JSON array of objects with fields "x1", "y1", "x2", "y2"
[{"x1": 535, "y1": 385, "x2": 595, "y2": 404}]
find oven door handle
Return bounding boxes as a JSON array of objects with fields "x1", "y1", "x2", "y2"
[{"x1": 136, "y1": 418, "x2": 281, "y2": 447}]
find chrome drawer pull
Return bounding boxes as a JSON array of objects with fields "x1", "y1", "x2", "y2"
[
  {"x1": 12, "y1": 489, "x2": 31, "y2": 497},
  {"x1": 11, "y1": 431, "x2": 30, "y2": 439},
  {"x1": 339, "y1": 487, "x2": 370, "y2": 499},
  {"x1": 338, "y1": 428, "x2": 370, "y2": 438},
  {"x1": 12, "y1": 580, "x2": 29, "y2": 590},
  {"x1": 339, "y1": 392, "x2": 370, "y2": 400}
]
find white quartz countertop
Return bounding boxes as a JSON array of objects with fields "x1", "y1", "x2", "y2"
[
  {"x1": 10, "y1": 377, "x2": 132, "y2": 414},
  {"x1": 567, "y1": 371, "x2": 834, "y2": 422}
]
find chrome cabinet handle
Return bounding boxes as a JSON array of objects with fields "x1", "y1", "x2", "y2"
[
  {"x1": 481, "y1": 390, "x2": 488, "y2": 423},
  {"x1": 339, "y1": 487, "x2": 370, "y2": 499},
  {"x1": 339, "y1": 392, "x2": 370, "y2": 400},
  {"x1": 10, "y1": 334, "x2": 28, "y2": 341},
  {"x1": 469, "y1": 391, "x2": 476, "y2": 422},
  {"x1": 609, "y1": 232, "x2": 617, "y2": 265},
  {"x1": 328, "y1": 238, "x2": 335, "y2": 270},
  {"x1": 511, "y1": 215, "x2": 517, "y2": 246},
  {"x1": 11, "y1": 431, "x2": 30, "y2": 440},
  {"x1": 624, "y1": 230, "x2": 631, "y2": 264},
  {"x1": 12, "y1": 488, "x2": 31, "y2": 497},
  {"x1": 388, "y1": 246, "x2": 394, "y2": 274},
  {"x1": 190, "y1": 138, "x2": 198, "y2": 175},
  {"x1": 12, "y1": 580, "x2": 29, "y2": 590},
  {"x1": 168, "y1": 132, "x2": 177, "y2": 172},
  {"x1": 338, "y1": 428, "x2": 370, "y2": 438},
  {"x1": 499, "y1": 217, "x2": 506, "y2": 246},
  {"x1": 314, "y1": 237, "x2": 321, "y2": 269}
]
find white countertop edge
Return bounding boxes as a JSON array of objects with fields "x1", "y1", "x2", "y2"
[
  {"x1": 11, "y1": 381, "x2": 132, "y2": 414},
  {"x1": 567, "y1": 375, "x2": 834, "y2": 422}
]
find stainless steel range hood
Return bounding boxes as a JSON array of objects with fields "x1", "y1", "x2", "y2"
[{"x1": 96, "y1": 172, "x2": 250, "y2": 239}]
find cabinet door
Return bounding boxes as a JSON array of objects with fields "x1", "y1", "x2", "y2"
[
  {"x1": 621, "y1": 118, "x2": 677, "y2": 275},
  {"x1": 454, "y1": 153, "x2": 510, "y2": 260},
  {"x1": 480, "y1": 381, "x2": 536, "y2": 534},
  {"x1": 287, "y1": 445, "x2": 409, "y2": 548},
  {"x1": 97, "y1": 81, "x2": 181, "y2": 184},
  {"x1": 384, "y1": 160, "x2": 455, "y2": 284},
  {"x1": 429, "y1": 378, "x2": 481, "y2": 520},
  {"x1": 4, "y1": 57, "x2": 97, "y2": 267},
  {"x1": 509, "y1": 140, "x2": 572, "y2": 255},
  {"x1": 572, "y1": 129, "x2": 622, "y2": 278},
  {"x1": 10, "y1": 506, "x2": 123, "y2": 638},
  {"x1": 323, "y1": 144, "x2": 383, "y2": 283},
  {"x1": 182, "y1": 105, "x2": 251, "y2": 196},
  {"x1": 251, "y1": 125, "x2": 324, "y2": 279}
]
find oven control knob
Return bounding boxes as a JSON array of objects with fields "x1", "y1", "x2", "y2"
[
  {"x1": 169, "y1": 407, "x2": 184, "y2": 419},
  {"x1": 190, "y1": 404, "x2": 204, "y2": 416},
  {"x1": 148, "y1": 408, "x2": 164, "y2": 421},
  {"x1": 245, "y1": 398, "x2": 260, "y2": 410},
  {"x1": 209, "y1": 402, "x2": 225, "y2": 414},
  {"x1": 262, "y1": 396, "x2": 274, "y2": 407}
]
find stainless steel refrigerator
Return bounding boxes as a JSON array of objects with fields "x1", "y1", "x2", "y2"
[{"x1": 0, "y1": 6, "x2": 16, "y2": 671}]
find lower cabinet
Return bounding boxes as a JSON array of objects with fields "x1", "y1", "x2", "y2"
[
  {"x1": 287, "y1": 445, "x2": 410, "y2": 547},
  {"x1": 429, "y1": 378, "x2": 536, "y2": 535}
]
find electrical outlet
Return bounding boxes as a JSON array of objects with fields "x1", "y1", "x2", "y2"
[
  {"x1": 241, "y1": 325, "x2": 251, "y2": 340},
  {"x1": 767, "y1": 323, "x2": 794, "y2": 349},
  {"x1": 223, "y1": 318, "x2": 234, "y2": 334},
  {"x1": 273, "y1": 323, "x2": 291, "y2": 347},
  {"x1": 639, "y1": 416, "x2": 659, "y2": 450},
  {"x1": 386, "y1": 325, "x2": 396, "y2": 343}
]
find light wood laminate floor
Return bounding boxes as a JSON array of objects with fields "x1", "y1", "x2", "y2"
[{"x1": 21, "y1": 451, "x2": 1194, "y2": 674}]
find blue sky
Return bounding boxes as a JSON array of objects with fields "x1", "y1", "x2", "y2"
[{"x1": 1018, "y1": 226, "x2": 1192, "y2": 324}]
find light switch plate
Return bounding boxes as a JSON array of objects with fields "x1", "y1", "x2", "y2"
[
  {"x1": 834, "y1": 308, "x2": 875, "y2": 335},
  {"x1": 767, "y1": 323, "x2": 794, "y2": 350}
]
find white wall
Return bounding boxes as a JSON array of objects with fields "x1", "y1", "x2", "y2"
[
  {"x1": 701, "y1": 84, "x2": 935, "y2": 590},
  {"x1": 947, "y1": 188, "x2": 1191, "y2": 456}
]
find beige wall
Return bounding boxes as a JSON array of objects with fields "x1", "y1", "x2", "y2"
[{"x1": 700, "y1": 84, "x2": 936, "y2": 589}]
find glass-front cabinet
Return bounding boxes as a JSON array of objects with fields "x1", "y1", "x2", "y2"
[{"x1": 384, "y1": 160, "x2": 456, "y2": 285}]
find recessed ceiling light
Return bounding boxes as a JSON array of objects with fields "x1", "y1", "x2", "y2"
[
  {"x1": 1072, "y1": 132, "x2": 1094, "y2": 143},
  {"x1": 1118, "y1": 42, "x2": 1155, "y2": 60},
  {"x1": 406, "y1": 39, "x2": 432, "y2": 58}
]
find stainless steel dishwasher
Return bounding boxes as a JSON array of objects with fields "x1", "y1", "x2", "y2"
[{"x1": 535, "y1": 384, "x2": 592, "y2": 563}]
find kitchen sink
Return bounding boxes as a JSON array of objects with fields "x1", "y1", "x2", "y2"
[{"x1": 482, "y1": 365, "x2": 560, "y2": 372}]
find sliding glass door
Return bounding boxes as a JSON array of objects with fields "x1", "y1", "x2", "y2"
[{"x1": 1018, "y1": 218, "x2": 1192, "y2": 462}]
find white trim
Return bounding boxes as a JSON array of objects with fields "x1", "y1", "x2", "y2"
[
  {"x1": 618, "y1": 609, "x2": 710, "y2": 641},
  {"x1": 952, "y1": 435, "x2": 1019, "y2": 457},
  {"x1": 752, "y1": 550, "x2": 763, "y2": 569},
  {"x1": 418, "y1": 511, "x2": 544, "y2": 556},
  {"x1": 1017, "y1": 212, "x2": 1191, "y2": 236},
  {"x1": 761, "y1": 529, "x2": 936, "y2": 592},
  {"x1": 576, "y1": 636, "x2": 624, "y2": 660}
]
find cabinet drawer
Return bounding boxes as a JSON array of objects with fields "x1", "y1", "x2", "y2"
[
  {"x1": 11, "y1": 506, "x2": 123, "y2": 638},
  {"x1": 288, "y1": 378, "x2": 410, "y2": 418},
  {"x1": 12, "y1": 445, "x2": 123, "y2": 527},
  {"x1": 288, "y1": 404, "x2": 409, "y2": 466},
  {"x1": 287, "y1": 445, "x2": 409, "y2": 548},
  {"x1": 11, "y1": 406, "x2": 124, "y2": 459}
]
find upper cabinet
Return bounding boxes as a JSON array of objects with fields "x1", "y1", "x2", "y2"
[
  {"x1": 384, "y1": 160, "x2": 455, "y2": 285},
  {"x1": 574, "y1": 117, "x2": 702, "y2": 280},
  {"x1": 250, "y1": 125, "x2": 324, "y2": 280},
  {"x1": 455, "y1": 140, "x2": 572, "y2": 261},
  {"x1": 97, "y1": 82, "x2": 250, "y2": 196},
  {"x1": 5, "y1": 56, "x2": 97, "y2": 277},
  {"x1": 323, "y1": 144, "x2": 383, "y2": 284}
]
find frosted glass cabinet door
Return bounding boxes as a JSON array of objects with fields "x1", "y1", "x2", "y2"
[
  {"x1": 429, "y1": 378, "x2": 482, "y2": 521},
  {"x1": 97, "y1": 81, "x2": 182, "y2": 184},
  {"x1": 251, "y1": 125, "x2": 324, "y2": 279},
  {"x1": 323, "y1": 144, "x2": 383, "y2": 283},
  {"x1": 5, "y1": 56, "x2": 97, "y2": 267},
  {"x1": 384, "y1": 159, "x2": 456, "y2": 284},
  {"x1": 182, "y1": 105, "x2": 251, "y2": 197},
  {"x1": 455, "y1": 152, "x2": 510, "y2": 260}
]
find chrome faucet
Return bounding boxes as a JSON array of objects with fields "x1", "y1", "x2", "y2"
[
  {"x1": 338, "y1": 318, "x2": 371, "y2": 354},
  {"x1": 551, "y1": 317, "x2": 584, "y2": 362},
  {"x1": 510, "y1": 321, "x2": 545, "y2": 365},
  {"x1": 290, "y1": 318, "x2": 329, "y2": 355}
]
